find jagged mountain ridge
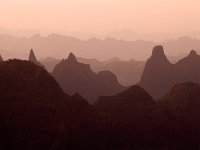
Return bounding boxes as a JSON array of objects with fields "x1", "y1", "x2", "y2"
[
  {"x1": 52, "y1": 53, "x2": 125, "y2": 103},
  {"x1": 2, "y1": 33, "x2": 200, "y2": 61},
  {"x1": 41, "y1": 56, "x2": 145, "y2": 86}
]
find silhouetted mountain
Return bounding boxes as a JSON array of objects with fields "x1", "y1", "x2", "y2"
[
  {"x1": 2, "y1": 33, "x2": 200, "y2": 61},
  {"x1": 139, "y1": 45, "x2": 200, "y2": 99},
  {"x1": 41, "y1": 56, "x2": 145, "y2": 86},
  {"x1": 0, "y1": 59, "x2": 100, "y2": 149},
  {"x1": 161, "y1": 36, "x2": 200, "y2": 56},
  {"x1": 28, "y1": 49, "x2": 43, "y2": 67},
  {"x1": 175, "y1": 50, "x2": 200, "y2": 83},
  {"x1": 139, "y1": 45, "x2": 174, "y2": 99},
  {"x1": 0, "y1": 33, "x2": 155, "y2": 60},
  {"x1": 52, "y1": 53, "x2": 125, "y2": 103},
  {"x1": 93, "y1": 59, "x2": 145, "y2": 86}
]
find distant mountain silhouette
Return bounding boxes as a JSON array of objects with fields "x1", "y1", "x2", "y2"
[
  {"x1": 0, "y1": 33, "x2": 155, "y2": 60},
  {"x1": 0, "y1": 55, "x2": 3, "y2": 62},
  {"x1": 139, "y1": 45, "x2": 200, "y2": 99},
  {"x1": 28, "y1": 49, "x2": 43, "y2": 67},
  {"x1": 93, "y1": 59, "x2": 145, "y2": 86},
  {"x1": 41, "y1": 56, "x2": 145, "y2": 86},
  {"x1": 139, "y1": 45, "x2": 174, "y2": 98},
  {"x1": 52, "y1": 53, "x2": 125, "y2": 103},
  {"x1": 175, "y1": 50, "x2": 200, "y2": 83},
  {"x1": 0, "y1": 59, "x2": 100, "y2": 149},
  {"x1": 2, "y1": 33, "x2": 200, "y2": 61}
]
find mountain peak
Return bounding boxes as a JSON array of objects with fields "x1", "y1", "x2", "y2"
[
  {"x1": 28, "y1": 49, "x2": 44, "y2": 67},
  {"x1": 29, "y1": 49, "x2": 37, "y2": 62},
  {"x1": 189, "y1": 50, "x2": 198, "y2": 57},
  {"x1": 152, "y1": 45, "x2": 165, "y2": 58},
  {"x1": 67, "y1": 52, "x2": 77, "y2": 63}
]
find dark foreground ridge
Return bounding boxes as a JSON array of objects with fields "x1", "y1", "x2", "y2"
[
  {"x1": 0, "y1": 60, "x2": 200, "y2": 149},
  {"x1": 0, "y1": 59, "x2": 100, "y2": 150}
]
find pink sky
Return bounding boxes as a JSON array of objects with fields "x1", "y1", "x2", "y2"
[{"x1": 0, "y1": 0, "x2": 200, "y2": 37}]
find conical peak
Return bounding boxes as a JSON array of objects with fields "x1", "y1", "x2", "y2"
[
  {"x1": 152, "y1": 45, "x2": 165, "y2": 58},
  {"x1": 29, "y1": 49, "x2": 37, "y2": 62},
  {"x1": 67, "y1": 52, "x2": 77, "y2": 63},
  {"x1": 189, "y1": 50, "x2": 198, "y2": 57}
]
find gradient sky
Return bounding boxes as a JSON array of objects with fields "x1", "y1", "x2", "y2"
[{"x1": 0, "y1": 0, "x2": 200, "y2": 36}]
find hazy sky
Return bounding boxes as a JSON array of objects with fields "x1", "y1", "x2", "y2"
[{"x1": 0, "y1": 0, "x2": 200, "y2": 37}]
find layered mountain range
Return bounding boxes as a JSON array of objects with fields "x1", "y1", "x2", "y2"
[
  {"x1": 0, "y1": 59, "x2": 200, "y2": 149},
  {"x1": 1, "y1": 33, "x2": 200, "y2": 61},
  {"x1": 52, "y1": 53, "x2": 125, "y2": 103},
  {"x1": 41, "y1": 56, "x2": 145, "y2": 86}
]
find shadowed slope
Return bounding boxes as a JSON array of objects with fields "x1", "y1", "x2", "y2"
[{"x1": 0, "y1": 59, "x2": 99, "y2": 150}]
